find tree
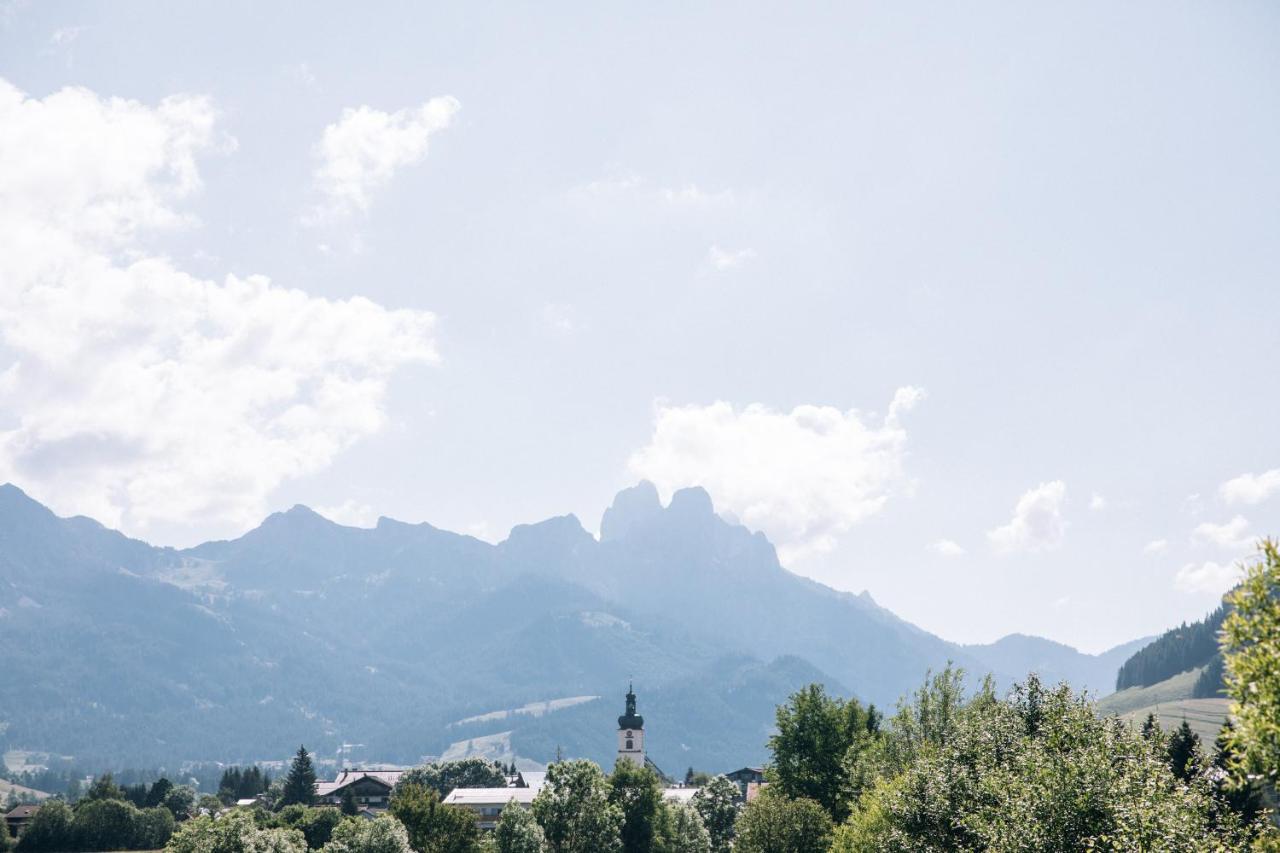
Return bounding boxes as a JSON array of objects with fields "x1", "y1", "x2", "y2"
[
  {"x1": 493, "y1": 801, "x2": 545, "y2": 853},
  {"x1": 70, "y1": 798, "x2": 140, "y2": 851},
  {"x1": 15, "y1": 800, "x2": 74, "y2": 853},
  {"x1": 280, "y1": 807, "x2": 342, "y2": 850},
  {"x1": 1166, "y1": 719, "x2": 1203, "y2": 782},
  {"x1": 833, "y1": 676, "x2": 1259, "y2": 851},
  {"x1": 389, "y1": 782, "x2": 480, "y2": 853},
  {"x1": 321, "y1": 815, "x2": 412, "y2": 853},
  {"x1": 395, "y1": 759, "x2": 507, "y2": 799},
  {"x1": 282, "y1": 747, "x2": 318, "y2": 808},
  {"x1": 135, "y1": 806, "x2": 176, "y2": 849},
  {"x1": 82, "y1": 773, "x2": 124, "y2": 803},
  {"x1": 690, "y1": 776, "x2": 736, "y2": 853},
  {"x1": 531, "y1": 760, "x2": 622, "y2": 853},
  {"x1": 655, "y1": 802, "x2": 709, "y2": 853},
  {"x1": 340, "y1": 787, "x2": 358, "y2": 817},
  {"x1": 1221, "y1": 538, "x2": 1280, "y2": 780},
  {"x1": 733, "y1": 791, "x2": 831, "y2": 853},
  {"x1": 1212, "y1": 721, "x2": 1266, "y2": 825},
  {"x1": 146, "y1": 777, "x2": 174, "y2": 809},
  {"x1": 163, "y1": 785, "x2": 197, "y2": 821},
  {"x1": 607, "y1": 760, "x2": 663, "y2": 853},
  {"x1": 1141, "y1": 712, "x2": 1160, "y2": 741},
  {"x1": 166, "y1": 810, "x2": 307, "y2": 853},
  {"x1": 767, "y1": 684, "x2": 879, "y2": 821}
]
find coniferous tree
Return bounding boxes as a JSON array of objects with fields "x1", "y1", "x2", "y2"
[
  {"x1": 282, "y1": 747, "x2": 318, "y2": 808},
  {"x1": 1140, "y1": 713, "x2": 1160, "y2": 741},
  {"x1": 340, "y1": 787, "x2": 358, "y2": 817},
  {"x1": 146, "y1": 777, "x2": 173, "y2": 808},
  {"x1": 1166, "y1": 720, "x2": 1202, "y2": 781}
]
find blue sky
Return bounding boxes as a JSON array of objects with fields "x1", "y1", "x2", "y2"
[{"x1": 1, "y1": 1, "x2": 1277, "y2": 652}]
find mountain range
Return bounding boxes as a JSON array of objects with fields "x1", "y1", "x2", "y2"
[{"x1": 0, "y1": 481, "x2": 1146, "y2": 774}]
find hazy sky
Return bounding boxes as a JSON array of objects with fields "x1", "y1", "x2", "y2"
[{"x1": 1, "y1": 2, "x2": 1277, "y2": 652}]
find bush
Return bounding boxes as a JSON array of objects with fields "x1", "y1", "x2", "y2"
[
  {"x1": 165, "y1": 810, "x2": 306, "y2": 853},
  {"x1": 320, "y1": 815, "x2": 411, "y2": 853},
  {"x1": 733, "y1": 791, "x2": 831, "y2": 853}
]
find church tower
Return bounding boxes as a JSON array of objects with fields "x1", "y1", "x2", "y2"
[{"x1": 616, "y1": 683, "x2": 645, "y2": 767}]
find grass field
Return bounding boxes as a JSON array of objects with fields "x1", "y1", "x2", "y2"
[{"x1": 1095, "y1": 666, "x2": 1230, "y2": 743}]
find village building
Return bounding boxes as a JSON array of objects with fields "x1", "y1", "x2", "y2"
[
  {"x1": 4, "y1": 804, "x2": 40, "y2": 838},
  {"x1": 442, "y1": 786, "x2": 540, "y2": 831},
  {"x1": 314, "y1": 769, "x2": 406, "y2": 811},
  {"x1": 724, "y1": 767, "x2": 766, "y2": 801}
]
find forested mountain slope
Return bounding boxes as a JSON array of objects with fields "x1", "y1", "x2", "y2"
[{"x1": 0, "y1": 482, "x2": 1140, "y2": 772}]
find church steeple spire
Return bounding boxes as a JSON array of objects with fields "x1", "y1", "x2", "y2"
[{"x1": 616, "y1": 683, "x2": 646, "y2": 766}]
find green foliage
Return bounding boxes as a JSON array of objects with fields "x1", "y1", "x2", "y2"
[
  {"x1": 13, "y1": 796, "x2": 176, "y2": 852},
  {"x1": 732, "y1": 791, "x2": 831, "y2": 853},
  {"x1": 135, "y1": 807, "x2": 177, "y2": 849},
  {"x1": 82, "y1": 773, "x2": 124, "y2": 803},
  {"x1": 277, "y1": 806, "x2": 342, "y2": 850},
  {"x1": 74, "y1": 798, "x2": 147, "y2": 851},
  {"x1": 689, "y1": 776, "x2": 736, "y2": 853},
  {"x1": 147, "y1": 777, "x2": 174, "y2": 809},
  {"x1": 1222, "y1": 538, "x2": 1280, "y2": 780},
  {"x1": 220, "y1": 767, "x2": 272, "y2": 806},
  {"x1": 282, "y1": 747, "x2": 318, "y2": 808},
  {"x1": 395, "y1": 760, "x2": 507, "y2": 800},
  {"x1": 653, "y1": 802, "x2": 709, "y2": 853},
  {"x1": 388, "y1": 782, "x2": 480, "y2": 853},
  {"x1": 1166, "y1": 719, "x2": 1203, "y2": 782},
  {"x1": 530, "y1": 760, "x2": 621, "y2": 853},
  {"x1": 1212, "y1": 721, "x2": 1269, "y2": 827},
  {"x1": 165, "y1": 810, "x2": 307, "y2": 853},
  {"x1": 1117, "y1": 603, "x2": 1228, "y2": 691},
  {"x1": 607, "y1": 760, "x2": 663, "y2": 853},
  {"x1": 15, "y1": 800, "x2": 74, "y2": 853},
  {"x1": 766, "y1": 683, "x2": 879, "y2": 821},
  {"x1": 163, "y1": 786, "x2": 197, "y2": 821},
  {"x1": 493, "y1": 802, "x2": 545, "y2": 853},
  {"x1": 340, "y1": 788, "x2": 358, "y2": 817},
  {"x1": 835, "y1": 675, "x2": 1255, "y2": 851},
  {"x1": 321, "y1": 815, "x2": 412, "y2": 853}
]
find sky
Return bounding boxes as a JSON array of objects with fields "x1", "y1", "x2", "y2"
[{"x1": 0, "y1": 1, "x2": 1277, "y2": 653}]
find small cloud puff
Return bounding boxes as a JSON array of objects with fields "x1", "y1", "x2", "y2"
[
  {"x1": 308, "y1": 96, "x2": 459, "y2": 221},
  {"x1": 929, "y1": 539, "x2": 965, "y2": 557},
  {"x1": 1174, "y1": 561, "x2": 1240, "y2": 595},
  {"x1": 987, "y1": 481, "x2": 1068, "y2": 554},
  {"x1": 1219, "y1": 469, "x2": 1280, "y2": 506},
  {"x1": 1193, "y1": 516, "x2": 1254, "y2": 551}
]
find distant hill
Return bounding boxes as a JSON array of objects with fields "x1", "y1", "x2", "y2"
[
  {"x1": 964, "y1": 633, "x2": 1152, "y2": 697},
  {"x1": 1097, "y1": 668, "x2": 1229, "y2": 744},
  {"x1": 0, "y1": 481, "x2": 1141, "y2": 772},
  {"x1": 1113, "y1": 601, "x2": 1229, "y2": 698}
]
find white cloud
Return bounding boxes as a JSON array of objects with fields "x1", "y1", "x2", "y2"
[
  {"x1": 0, "y1": 78, "x2": 437, "y2": 537},
  {"x1": 570, "y1": 175, "x2": 736, "y2": 208},
  {"x1": 987, "y1": 481, "x2": 1068, "y2": 553},
  {"x1": 309, "y1": 96, "x2": 459, "y2": 219},
  {"x1": 929, "y1": 539, "x2": 965, "y2": 557},
  {"x1": 315, "y1": 500, "x2": 377, "y2": 528},
  {"x1": 1143, "y1": 538, "x2": 1168, "y2": 554},
  {"x1": 1220, "y1": 469, "x2": 1280, "y2": 506},
  {"x1": 1089, "y1": 492, "x2": 1108, "y2": 511},
  {"x1": 48, "y1": 25, "x2": 83, "y2": 47},
  {"x1": 707, "y1": 245, "x2": 757, "y2": 271},
  {"x1": 1193, "y1": 516, "x2": 1254, "y2": 551},
  {"x1": 628, "y1": 388, "x2": 925, "y2": 562},
  {"x1": 1174, "y1": 560, "x2": 1241, "y2": 595}
]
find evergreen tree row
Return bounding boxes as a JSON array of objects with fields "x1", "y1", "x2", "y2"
[{"x1": 1115, "y1": 601, "x2": 1228, "y2": 690}]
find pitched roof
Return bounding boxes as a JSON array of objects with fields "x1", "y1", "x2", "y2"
[
  {"x1": 5, "y1": 804, "x2": 40, "y2": 819},
  {"x1": 442, "y1": 787, "x2": 539, "y2": 806},
  {"x1": 315, "y1": 769, "x2": 404, "y2": 797}
]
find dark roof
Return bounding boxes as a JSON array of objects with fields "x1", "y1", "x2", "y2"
[{"x1": 5, "y1": 804, "x2": 40, "y2": 819}]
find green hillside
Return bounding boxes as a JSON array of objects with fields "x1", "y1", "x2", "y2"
[{"x1": 1097, "y1": 667, "x2": 1230, "y2": 743}]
